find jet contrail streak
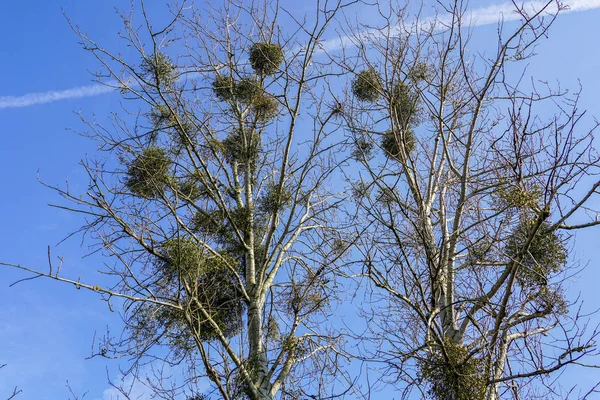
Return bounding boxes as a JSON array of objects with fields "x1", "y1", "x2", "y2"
[
  {"x1": 0, "y1": 83, "x2": 113, "y2": 109},
  {"x1": 1, "y1": 0, "x2": 598, "y2": 110}
]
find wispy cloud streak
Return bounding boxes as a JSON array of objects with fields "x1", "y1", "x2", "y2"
[
  {"x1": 0, "y1": 83, "x2": 113, "y2": 109},
  {"x1": 319, "y1": 0, "x2": 600, "y2": 52},
  {"x1": 1, "y1": 0, "x2": 599, "y2": 110},
  {"x1": 459, "y1": 0, "x2": 600, "y2": 26}
]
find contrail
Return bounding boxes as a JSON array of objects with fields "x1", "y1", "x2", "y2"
[
  {"x1": 454, "y1": 0, "x2": 600, "y2": 26},
  {"x1": 319, "y1": 0, "x2": 600, "y2": 51},
  {"x1": 1, "y1": 0, "x2": 598, "y2": 110},
  {"x1": 0, "y1": 83, "x2": 113, "y2": 109}
]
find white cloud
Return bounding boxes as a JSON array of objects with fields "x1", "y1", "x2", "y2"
[
  {"x1": 569, "y1": 0, "x2": 600, "y2": 11},
  {"x1": 319, "y1": 0, "x2": 600, "y2": 52},
  {"x1": 1, "y1": 0, "x2": 599, "y2": 110},
  {"x1": 463, "y1": 0, "x2": 600, "y2": 25},
  {"x1": 0, "y1": 83, "x2": 113, "y2": 109}
]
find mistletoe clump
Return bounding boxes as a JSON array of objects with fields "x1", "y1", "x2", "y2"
[
  {"x1": 192, "y1": 206, "x2": 264, "y2": 255},
  {"x1": 534, "y1": 286, "x2": 568, "y2": 315},
  {"x1": 126, "y1": 303, "x2": 192, "y2": 356},
  {"x1": 351, "y1": 68, "x2": 383, "y2": 102},
  {"x1": 351, "y1": 136, "x2": 374, "y2": 160},
  {"x1": 235, "y1": 77, "x2": 262, "y2": 102},
  {"x1": 222, "y1": 129, "x2": 262, "y2": 165},
  {"x1": 251, "y1": 93, "x2": 279, "y2": 121},
  {"x1": 127, "y1": 242, "x2": 243, "y2": 352},
  {"x1": 186, "y1": 257, "x2": 244, "y2": 340},
  {"x1": 419, "y1": 338, "x2": 486, "y2": 400},
  {"x1": 285, "y1": 268, "x2": 330, "y2": 317},
  {"x1": 160, "y1": 237, "x2": 206, "y2": 278},
  {"x1": 410, "y1": 62, "x2": 429, "y2": 81},
  {"x1": 228, "y1": 206, "x2": 254, "y2": 237},
  {"x1": 259, "y1": 182, "x2": 293, "y2": 214},
  {"x1": 158, "y1": 239, "x2": 244, "y2": 340},
  {"x1": 178, "y1": 175, "x2": 208, "y2": 202},
  {"x1": 149, "y1": 104, "x2": 175, "y2": 127},
  {"x1": 141, "y1": 52, "x2": 177, "y2": 88},
  {"x1": 390, "y1": 82, "x2": 420, "y2": 129},
  {"x1": 351, "y1": 180, "x2": 371, "y2": 200},
  {"x1": 212, "y1": 75, "x2": 278, "y2": 121},
  {"x1": 212, "y1": 75, "x2": 237, "y2": 101},
  {"x1": 125, "y1": 147, "x2": 172, "y2": 198},
  {"x1": 506, "y1": 220, "x2": 568, "y2": 287},
  {"x1": 213, "y1": 75, "x2": 261, "y2": 102},
  {"x1": 249, "y1": 42, "x2": 284, "y2": 75},
  {"x1": 332, "y1": 238, "x2": 348, "y2": 257},
  {"x1": 234, "y1": 77, "x2": 278, "y2": 121},
  {"x1": 381, "y1": 129, "x2": 416, "y2": 160},
  {"x1": 495, "y1": 183, "x2": 541, "y2": 210},
  {"x1": 192, "y1": 209, "x2": 228, "y2": 237}
]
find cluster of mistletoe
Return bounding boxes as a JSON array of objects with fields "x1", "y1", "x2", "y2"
[
  {"x1": 8, "y1": 2, "x2": 600, "y2": 399},
  {"x1": 349, "y1": 67, "x2": 422, "y2": 163},
  {"x1": 418, "y1": 338, "x2": 486, "y2": 400},
  {"x1": 127, "y1": 241, "x2": 243, "y2": 355},
  {"x1": 121, "y1": 42, "x2": 286, "y2": 353}
]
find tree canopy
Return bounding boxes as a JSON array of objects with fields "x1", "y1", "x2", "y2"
[{"x1": 2, "y1": 1, "x2": 600, "y2": 399}]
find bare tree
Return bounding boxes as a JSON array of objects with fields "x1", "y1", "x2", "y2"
[
  {"x1": 337, "y1": 1, "x2": 600, "y2": 398},
  {"x1": 7, "y1": 1, "x2": 600, "y2": 398},
  {"x1": 1, "y1": 1, "x2": 356, "y2": 399}
]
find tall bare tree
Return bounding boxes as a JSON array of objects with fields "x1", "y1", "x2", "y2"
[
  {"x1": 6, "y1": 1, "x2": 600, "y2": 399},
  {"x1": 337, "y1": 1, "x2": 600, "y2": 398},
  {"x1": 1, "y1": 1, "x2": 355, "y2": 399}
]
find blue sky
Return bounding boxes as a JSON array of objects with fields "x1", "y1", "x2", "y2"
[{"x1": 2, "y1": 1, "x2": 600, "y2": 399}]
